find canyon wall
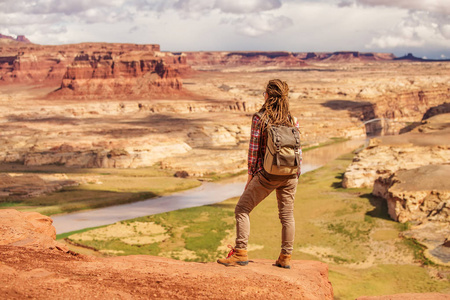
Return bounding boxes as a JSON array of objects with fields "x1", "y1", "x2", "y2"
[
  {"x1": 343, "y1": 113, "x2": 450, "y2": 189},
  {"x1": 52, "y1": 50, "x2": 185, "y2": 99},
  {"x1": 184, "y1": 51, "x2": 307, "y2": 69},
  {"x1": 343, "y1": 114, "x2": 450, "y2": 265},
  {"x1": 0, "y1": 42, "x2": 190, "y2": 98},
  {"x1": 183, "y1": 51, "x2": 397, "y2": 70},
  {"x1": 372, "y1": 165, "x2": 450, "y2": 223}
]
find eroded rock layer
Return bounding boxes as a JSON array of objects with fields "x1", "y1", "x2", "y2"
[
  {"x1": 372, "y1": 165, "x2": 450, "y2": 223},
  {"x1": 0, "y1": 42, "x2": 190, "y2": 98},
  {"x1": 343, "y1": 114, "x2": 450, "y2": 188},
  {"x1": 0, "y1": 173, "x2": 77, "y2": 198}
]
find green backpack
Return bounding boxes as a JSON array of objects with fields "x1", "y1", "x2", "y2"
[{"x1": 256, "y1": 113, "x2": 301, "y2": 176}]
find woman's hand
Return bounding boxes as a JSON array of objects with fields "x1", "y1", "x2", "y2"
[{"x1": 245, "y1": 174, "x2": 253, "y2": 190}]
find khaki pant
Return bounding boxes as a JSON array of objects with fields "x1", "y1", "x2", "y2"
[{"x1": 235, "y1": 171, "x2": 298, "y2": 254}]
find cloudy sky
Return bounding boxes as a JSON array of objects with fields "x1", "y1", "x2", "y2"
[{"x1": 0, "y1": 0, "x2": 449, "y2": 59}]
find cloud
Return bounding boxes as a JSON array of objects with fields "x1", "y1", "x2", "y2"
[
  {"x1": 337, "y1": 1, "x2": 353, "y2": 8},
  {"x1": 337, "y1": 0, "x2": 450, "y2": 50},
  {"x1": 367, "y1": 10, "x2": 450, "y2": 49},
  {"x1": 347, "y1": 0, "x2": 450, "y2": 14},
  {"x1": 214, "y1": 0, "x2": 282, "y2": 14},
  {"x1": 171, "y1": 0, "x2": 290, "y2": 36},
  {"x1": 230, "y1": 13, "x2": 293, "y2": 37},
  {"x1": 0, "y1": 0, "x2": 128, "y2": 15},
  {"x1": 171, "y1": 0, "x2": 284, "y2": 19},
  {"x1": 173, "y1": 0, "x2": 215, "y2": 17}
]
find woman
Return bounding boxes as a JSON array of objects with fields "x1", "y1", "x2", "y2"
[{"x1": 217, "y1": 79, "x2": 301, "y2": 269}]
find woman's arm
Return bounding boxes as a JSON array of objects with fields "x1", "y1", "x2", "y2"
[{"x1": 247, "y1": 114, "x2": 261, "y2": 177}]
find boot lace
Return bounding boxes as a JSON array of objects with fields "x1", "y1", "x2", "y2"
[{"x1": 226, "y1": 245, "x2": 235, "y2": 258}]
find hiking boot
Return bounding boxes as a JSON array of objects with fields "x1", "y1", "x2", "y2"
[
  {"x1": 275, "y1": 252, "x2": 291, "y2": 269},
  {"x1": 217, "y1": 245, "x2": 248, "y2": 267}
]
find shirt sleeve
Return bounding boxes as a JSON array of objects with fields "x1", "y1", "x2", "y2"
[
  {"x1": 295, "y1": 118, "x2": 303, "y2": 175},
  {"x1": 247, "y1": 115, "x2": 261, "y2": 175}
]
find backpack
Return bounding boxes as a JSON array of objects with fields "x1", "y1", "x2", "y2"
[{"x1": 256, "y1": 112, "x2": 301, "y2": 176}]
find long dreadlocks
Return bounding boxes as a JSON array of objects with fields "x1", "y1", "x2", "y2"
[{"x1": 259, "y1": 79, "x2": 293, "y2": 132}]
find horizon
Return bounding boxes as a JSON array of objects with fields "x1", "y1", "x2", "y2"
[
  {"x1": 1, "y1": 33, "x2": 444, "y2": 61},
  {"x1": 0, "y1": 0, "x2": 449, "y2": 60}
]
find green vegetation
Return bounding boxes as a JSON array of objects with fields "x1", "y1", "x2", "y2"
[
  {"x1": 331, "y1": 264, "x2": 450, "y2": 300},
  {"x1": 0, "y1": 164, "x2": 201, "y2": 216},
  {"x1": 204, "y1": 169, "x2": 247, "y2": 182},
  {"x1": 66, "y1": 202, "x2": 235, "y2": 261},
  {"x1": 65, "y1": 151, "x2": 450, "y2": 299},
  {"x1": 403, "y1": 238, "x2": 437, "y2": 266},
  {"x1": 56, "y1": 225, "x2": 108, "y2": 240},
  {"x1": 302, "y1": 137, "x2": 350, "y2": 152}
]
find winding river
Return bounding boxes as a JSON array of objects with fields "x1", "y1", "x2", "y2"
[{"x1": 52, "y1": 139, "x2": 364, "y2": 234}]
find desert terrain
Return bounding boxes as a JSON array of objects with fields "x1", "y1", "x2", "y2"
[{"x1": 1, "y1": 36, "x2": 450, "y2": 299}]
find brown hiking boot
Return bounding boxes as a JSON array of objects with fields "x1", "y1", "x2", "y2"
[
  {"x1": 275, "y1": 252, "x2": 291, "y2": 269},
  {"x1": 217, "y1": 245, "x2": 248, "y2": 267}
]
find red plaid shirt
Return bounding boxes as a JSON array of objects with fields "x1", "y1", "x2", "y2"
[{"x1": 248, "y1": 114, "x2": 302, "y2": 176}]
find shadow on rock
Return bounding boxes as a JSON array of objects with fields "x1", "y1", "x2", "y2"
[{"x1": 361, "y1": 193, "x2": 391, "y2": 221}]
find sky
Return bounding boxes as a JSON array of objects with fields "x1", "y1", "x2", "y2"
[{"x1": 0, "y1": 0, "x2": 449, "y2": 59}]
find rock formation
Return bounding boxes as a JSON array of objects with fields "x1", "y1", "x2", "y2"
[
  {"x1": 184, "y1": 51, "x2": 396, "y2": 70},
  {"x1": 0, "y1": 42, "x2": 190, "y2": 95},
  {"x1": 0, "y1": 209, "x2": 334, "y2": 299},
  {"x1": 343, "y1": 114, "x2": 450, "y2": 188},
  {"x1": 22, "y1": 142, "x2": 193, "y2": 169},
  {"x1": 184, "y1": 51, "x2": 306, "y2": 70},
  {"x1": 297, "y1": 51, "x2": 396, "y2": 62},
  {"x1": 52, "y1": 50, "x2": 186, "y2": 99},
  {"x1": 357, "y1": 86, "x2": 450, "y2": 135},
  {"x1": 0, "y1": 209, "x2": 68, "y2": 251},
  {"x1": 0, "y1": 173, "x2": 77, "y2": 198},
  {"x1": 343, "y1": 114, "x2": 450, "y2": 265},
  {"x1": 0, "y1": 33, "x2": 31, "y2": 44},
  {"x1": 342, "y1": 143, "x2": 450, "y2": 189},
  {"x1": 372, "y1": 165, "x2": 450, "y2": 223}
]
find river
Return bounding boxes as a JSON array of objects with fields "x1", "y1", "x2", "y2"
[{"x1": 52, "y1": 139, "x2": 364, "y2": 234}]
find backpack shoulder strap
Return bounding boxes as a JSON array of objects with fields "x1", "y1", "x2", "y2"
[
  {"x1": 254, "y1": 111, "x2": 270, "y2": 128},
  {"x1": 253, "y1": 111, "x2": 262, "y2": 120}
]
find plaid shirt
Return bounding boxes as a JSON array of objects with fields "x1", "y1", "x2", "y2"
[{"x1": 248, "y1": 114, "x2": 302, "y2": 176}]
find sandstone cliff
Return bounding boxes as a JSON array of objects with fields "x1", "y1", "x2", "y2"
[
  {"x1": 52, "y1": 50, "x2": 187, "y2": 99},
  {"x1": 0, "y1": 173, "x2": 77, "y2": 198},
  {"x1": 371, "y1": 164, "x2": 450, "y2": 265},
  {"x1": 184, "y1": 51, "x2": 306, "y2": 70},
  {"x1": 343, "y1": 115, "x2": 450, "y2": 266},
  {"x1": 296, "y1": 51, "x2": 396, "y2": 62},
  {"x1": 184, "y1": 51, "x2": 395, "y2": 70},
  {"x1": 0, "y1": 33, "x2": 31, "y2": 44},
  {"x1": 372, "y1": 165, "x2": 450, "y2": 223},
  {"x1": 343, "y1": 114, "x2": 450, "y2": 188},
  {"x1": 0, "y1": 42, "x2": 190, "y2": 96},
  {"x1": 0, "y1": 209, "x2": 334, "y2": 299}
]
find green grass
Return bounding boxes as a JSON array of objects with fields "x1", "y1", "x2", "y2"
[
  {"x1": 403, "y1": 238, "x2": 437, "y2": 266},
  {"x1": 56, "y1": 225, "x2": 109, "y2": 240},
  {"x1": 331, "y1": 264, "x2": 450, "y2": 300},
  {"x1": 66, "y1": 202, "x2": 235, "y2": 260},
  {"x1": 302, "y1": 137, "x2": 350, "y2": 152},
  {"x1": 204, "y1": 169, "x2": 247, "y2": 181}
]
